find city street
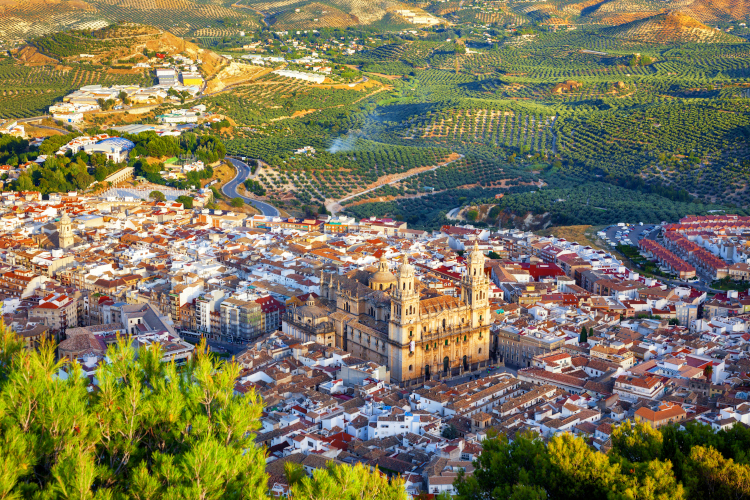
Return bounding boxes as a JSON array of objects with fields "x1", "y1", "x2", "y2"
[{"x1": 181, "y1": 332, "x2": 248, "y2": 356}]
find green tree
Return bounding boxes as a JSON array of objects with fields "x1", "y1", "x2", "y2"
[
  {"x1": 0, "y1": 326, "x2": 267, "y2": 499},
  {"x1": 455, "y1": 430, "x2": 687, "y2": 500},
  {"x1": 94, "y1": 164, "x2": 109, "y2": 182},
  {"x1": 442, "y1": 423, "x2": 458, "y2": 439},
  {"x1": 545, "y1": 433, "x2": 623, "y2": 500},
  {"x1": 611, "y1": 420, "x2": 664, "y2": 463},
  {"x1": 15, "y1": 173, "x2": 34, "y2": 191},
  {"x1": 289, "y1": 462, "x2": 408, "y2": 500},
  {"x1": 579, "y1": 326, "x2": 588, "y2": 344},
  {"x1": 455, "y1": 431, "x2": 549, "y2": 499},
  {"x1": 284, "y1": 462, "x2": 306, "y2": 489},
  {"x1": 230, "y1": 197, "x2": 244, "y2": 208},
  {"x1": 467, "y1": 209, "x2": 479, "y2": 222},
  {"x1": 149, "y1": 190, "x2": 166, "y2": 202},
  {"x1": 176, "y1": 195, "x2": 194, "y2": 209},
  {"x1": 684, "y1": 446, "x2": 750, "y2": 500}
]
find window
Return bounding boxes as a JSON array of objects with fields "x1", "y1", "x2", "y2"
[
  {"x1": 409, "y1": 364, "x2": 413, "y2": 371},
  {"x1": 445, "y1": 340, "x2": 449, "y2": 346},
  {"x1": 479, "y1": 348, "x2": 482, "y2": 354}
]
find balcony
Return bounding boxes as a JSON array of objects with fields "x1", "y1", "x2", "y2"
[{"x1": 420, "y1": 323, "x2": 476, "y2": 343}]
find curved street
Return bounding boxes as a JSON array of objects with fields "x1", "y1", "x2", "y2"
[{"x1": 222, "y1": 157, "x2": 280, "y2": 217}]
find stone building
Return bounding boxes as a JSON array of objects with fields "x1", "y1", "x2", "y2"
[
  {"x1": 58, "y1": 212, "x2": 74, "y2": 250},
  {"x1": 283, "y1": 294, "x2": 336, "y2": 346},
  {"x1": 317, "y1": 243, "x2": 491, "y2": 386},
  {"x1": 494, "y1": 325, "x2": 566, "y2": 368}
]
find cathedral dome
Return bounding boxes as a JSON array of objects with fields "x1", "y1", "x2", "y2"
[{"x1": 369, "y1": 254, "x2": 396, "y2": 290}]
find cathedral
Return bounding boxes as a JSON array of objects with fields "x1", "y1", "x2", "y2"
[{"x1": 312, "y1": 242, "x2": 492, "y2": 386}]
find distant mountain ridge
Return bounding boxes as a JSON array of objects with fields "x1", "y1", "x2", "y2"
[{"x1": 600, "y1": 10, "x2": 745, "y2": 43}]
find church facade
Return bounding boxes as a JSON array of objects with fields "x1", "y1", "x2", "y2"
[{"x1": 313, "y1": 243, "x2": 491, "y2": 386}]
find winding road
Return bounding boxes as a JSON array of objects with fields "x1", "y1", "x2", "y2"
[
  {"x1": 2, "y1": 116, "x2": 77, "y2": 134},
  {"x1": 222, "y1": 157, "x2": 280, "y2": 217}
]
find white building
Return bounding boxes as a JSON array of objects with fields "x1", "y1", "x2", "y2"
[
  {"x1": 53, "y1": 113, "x2": 84, "y2": 123},
  {"x1": 196, "y1": 289, "x2": 226, "y2": 335},
  {"x1": 272, "y1": 69, "x2": 325, "y2": 84}
]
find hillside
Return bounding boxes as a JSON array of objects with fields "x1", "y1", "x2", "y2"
[
  {"x1": 267, "y1": 2, "x2": 358, "y2": 29},
  {"x1": 23, "y1": 25, "x2": 228, "y2": 79},
  {"x1": 236, "y1": 0, "x2": 405, "y2": 26},
  {"x1": 681, "y1": 0, "x2": 750, "y2": 23},
  {"x1": 554, "y1": 0, "x2": 750, "y2": 25},
  {"x1": 600, "y1": 11, "x2": 745, "y2": 43},
  {"x1": 0, "y1": 0, "x2": 258, "y2": 40},
  {"x1": 0, "y1": 25, "x2": 230, "y2": 119}
]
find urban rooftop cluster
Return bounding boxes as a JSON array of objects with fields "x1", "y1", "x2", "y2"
[{"x1": 4, "y1": 178, "x2": 750, "y2": 496}]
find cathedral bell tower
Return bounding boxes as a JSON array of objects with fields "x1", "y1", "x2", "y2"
[
  {"x1": 462, "y1": 241, "x2": 490, "y2": 328},
  {"x1": 390, "y1": 254, "x2": 419, "y2": 345}
]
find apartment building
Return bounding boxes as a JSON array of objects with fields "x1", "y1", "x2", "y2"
[
  {"x1": 220, "y1": 298, "x2": 263, "y2": 342},
  {"x1": 614, "y1": 375, "x2": 664, "y2": 402},
  {"x1": 256, "y1": 295, "x2": 285, "y2": 333},
  {"x1": 196, "y1": 289, "x2": 226, "y2": 337},
  {"x1": 0, "y1": 269, "x2": 48, "y2": 298},
  {"x1": 32, "y1": 293, "x2": 79, "y2": 333}
]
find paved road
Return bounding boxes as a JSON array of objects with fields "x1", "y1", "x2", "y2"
[
  {"x1": 222, "y1": 157, "x2": 280, "y2": 217},
  {"x1": 446, "y1": 207, "x2": 461, "y2": 220},
  {"x1": 181, "y1": 332, "x2": 247, "y2": 355},
  {"x1": 7, "y1": 115, "x2": 78, "y2": 134},
  {"x1": 658, "y1": 276, "x2": 721, "y2": 294}
]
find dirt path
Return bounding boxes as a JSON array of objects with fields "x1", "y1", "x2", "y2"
[{"x1": 326, "y1": 153, "x2": 464, "y2": 213}]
